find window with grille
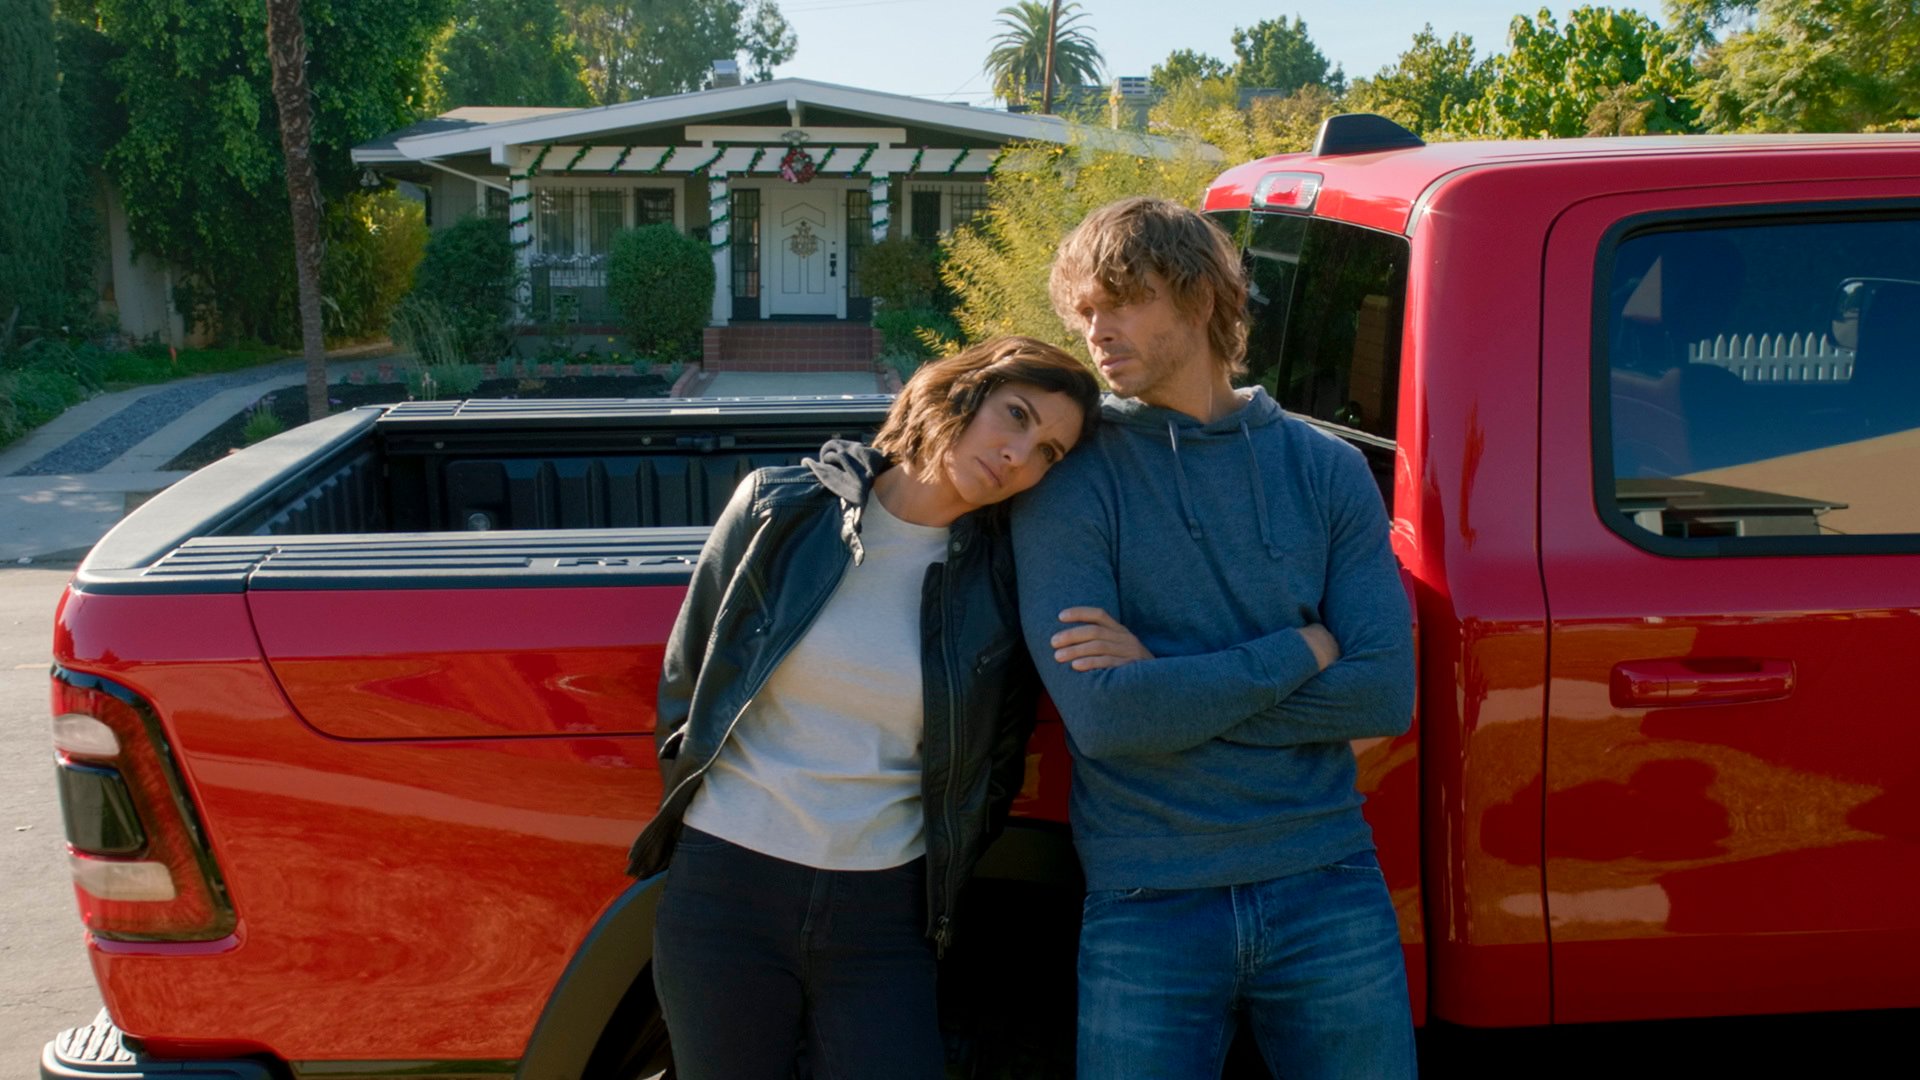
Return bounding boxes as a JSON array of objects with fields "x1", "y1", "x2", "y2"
[
  {"x1": 637, "y1": 187, "x2": 675, "y2": 227},
  {"x1": 536, "y1": 189, "x2": 578, "y2": 258},
  {"x1": 731, "y1": 188, "x2": 761, "y2": 301},
  {"x1": 949, "y1": 186, "x2": 991, "y2": 231},
  {"x1": 847, "y1": 190, "x2": 872, "y2": 299},
  {"x1": 911, "y1": 191, "x2": 942, "y2": 242},
  {"x1": 485, "y1": 187, "x2": 508, "y2": 220}
]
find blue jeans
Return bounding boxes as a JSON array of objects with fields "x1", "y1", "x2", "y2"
[
  {"x1": 1076, "y1": 850, "x2": 1416, "y2": 1079},
  {"x1": 652, "y1": 828, "x2": 944, "y2": 1080}
]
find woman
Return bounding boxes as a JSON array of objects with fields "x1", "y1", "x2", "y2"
[{"x1": 626, "y1": 336, "x2": 1100, "y2": 1080}]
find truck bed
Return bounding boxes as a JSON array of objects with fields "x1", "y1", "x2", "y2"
[{"x1": 76, "y1": 396, "x2": 894, "y2": 593}]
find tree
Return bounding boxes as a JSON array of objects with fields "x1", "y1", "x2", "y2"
[
  {"x1": 1149, "y1": 47, "x2": 1230, "y2": 94},
  {"x1": 742, "y1": 0, "x2": 795, "y2": 81},
  {"x1": 564, "y1": 0, "x2": 796, "y2": 104},
  {"x1": 1451, "y1": 6, "x2": 1699, "y2": 139},
  {"x1": 940, "y1": 132, "x2": 1220, "y2": 355},
  {"x1": 437, "y1": 0, "x2": 591, "y2": 108},
  {"x1": 1150, "y1": 79, "x2": 1341, "y2": 163},
  {"x1": 983, "y1": 1, "x2": 1105, "y2": 109},
  {"x1": 1230, "y1": 15, "x2": 1345, "y2": 96},
  {"x1": 265, "y1": 0, "x2": 328, "y2": 421},
  {"x1": 1667, "y1": 0, "x2": 1920, "y2": 132},
  {"x1": 96, "y1": 0, "x2": 450, "y2": 343},
  {"x1": 0, "y1": 0, "x2": 71, "y2": 342},
  {"x1": 1344, "y1": 25, "x2": 1491, "y2": 137}
]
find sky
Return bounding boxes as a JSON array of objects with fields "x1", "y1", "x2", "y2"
[{"x1": 768, "y1": 1, "x2": 1608, "y2": 104}]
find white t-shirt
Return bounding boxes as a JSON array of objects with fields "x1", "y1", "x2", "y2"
[{"x1": 683, "y1": 492, "x2": 949, "y2": 870}]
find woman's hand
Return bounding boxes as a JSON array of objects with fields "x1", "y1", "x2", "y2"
[{"x1": 1051, "y1": 607, "x2": 1154, "y2": 671}]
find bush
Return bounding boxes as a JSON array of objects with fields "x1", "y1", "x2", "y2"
[
  {"x1": 873, "y1": 307, "x2": 961, "y2": 359},
  {"x1": 606, "y1": 224, "x2": 714, "y2": 362},
  {"x1": 390, "y1": 297, "x2": 464, "y2": 371},
  {"x1": 241, "y1": 396, "x2": 286, "y2": 445},
  {"x1": 408, "y1": 215, "x2": 519, "y2": 363},
  {"x1": 406, "y1": 363, "x2": 484, "y2": 401},
  {"x1": 940, "y1": 130, "x2": 1223, "y2": 355},
  {"x1": 323, "y1": 191, "x2": 429, "y2": 341},
  {"x1": 860, "y1": 238, "x2": 943, "y2": 311}
]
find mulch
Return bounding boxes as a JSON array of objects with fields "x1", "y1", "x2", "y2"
[{"x1": 163, "y1": 373, "x2": 672, "y2": 472}]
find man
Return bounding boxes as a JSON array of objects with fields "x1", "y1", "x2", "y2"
[{"x1": 1010, "y1": 196, "x2": 1417, "y2": 1078}]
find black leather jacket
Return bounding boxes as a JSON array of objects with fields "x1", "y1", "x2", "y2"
[{"x1": 627, "y1": 440, "x2": 1039, "y2": 953}]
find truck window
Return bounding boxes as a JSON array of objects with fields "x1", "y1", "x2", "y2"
[
  {"x1": 1214, "y1": 212, "x2": 1409, "y2": 443},
  {"x1": 1600, "y1": 213, "x2": 1920, "y2": 548}
]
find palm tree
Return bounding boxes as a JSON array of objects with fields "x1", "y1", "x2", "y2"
[
  {"x1": 984, "y1": 1, "x2": 1105, "y2": 110},
  {"x1": 265, "y1": 0, "x2": 328, "y2": 421}
]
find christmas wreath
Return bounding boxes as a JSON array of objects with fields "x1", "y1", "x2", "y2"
[{"x1": 779, "y1": 146, "x2": 816, "y2": 185}]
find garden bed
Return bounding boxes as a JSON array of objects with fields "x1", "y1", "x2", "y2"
[{"x1": 164, "y1": 372, "x2": 672, "y2": 472}]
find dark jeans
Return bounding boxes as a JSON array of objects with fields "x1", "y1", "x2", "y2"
[
  {"x1": 651, "y1": 827, "x2": 944, "y2": 1080},
  {"x1": 1077, "y1": 849, "x2": 1417, "y2": 1079}
]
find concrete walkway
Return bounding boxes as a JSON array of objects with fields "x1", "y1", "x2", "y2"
[{"x1": 1, "y1": 357, "x2": 889, "y2": 563}]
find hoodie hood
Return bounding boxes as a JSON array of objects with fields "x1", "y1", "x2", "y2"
[
  {"x1": 1101, "y1": 385, "x2": 1285, "y2": 435},
  {"x1": 1099, "y1": 387, "x2": 1288, "y2": 555},
  {"x1": 805, "y1": 438, "x2": 889, "y2": 505}
]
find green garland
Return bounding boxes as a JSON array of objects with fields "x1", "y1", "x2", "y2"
[
  {"x1": 562, "y1": 144, "x2": 594, "y2": 173},
  {"x1": 508, "y1": 192, "x2": 532, "y2": 205},
  {"x1": 643, "y1": 147, "x2": 677, "y2": 174},
  {"x1": 690, "y1": 147, "x2": 727, "y2": 175},
  {"x1": 509, "y1": 214, "x2": 532, "y2": 230},
  {"x1": 526, "y1": 143, "x2": 555, "y2": 177},
  {"x1": 607, "y1": 146, "x2": 634, "y2": 174},
  {"x1": 816, "y1": 146, "x2": 836, "y2": 171},
  {"x1": 907, "y1": 146, "x2": 925, "y2": 175},
  {"x1": 945, "y1": 147, "x2": 970, "y2": 175},
  {"x1": 850, "y1": 145, "x2": 875, "y2": 175},
  {"x1": 747, "y1": 147, "x2": 766, "y2": 173}
]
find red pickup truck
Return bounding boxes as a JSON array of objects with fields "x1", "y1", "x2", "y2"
[{"x1": 44, "y1": 121, "x2": 1920, "y2": 1078}]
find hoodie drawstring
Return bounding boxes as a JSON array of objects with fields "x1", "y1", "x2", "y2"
[
  {"x1": 1241, "y1": 420, "x2": 1282, "y2": 559},
  {"x1": 1167, "y1": 420, "x2": 1205, "y2": 541}
]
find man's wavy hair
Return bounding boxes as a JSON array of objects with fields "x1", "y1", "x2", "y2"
[
  {"x1": 874, "y1": 335, "x2": 1100, "y2": 477},
  {"x1": 1049, "y1": 196, "x2": 1250, "y2": 377}
]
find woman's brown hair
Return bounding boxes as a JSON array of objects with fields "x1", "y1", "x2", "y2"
[{"x1": 873, "y1": 335, "x2": 1100, "y2": 475}]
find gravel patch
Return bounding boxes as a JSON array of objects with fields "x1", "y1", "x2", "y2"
[{"x1": 11, "y1": 365, "x2": 296, "y2": 476}]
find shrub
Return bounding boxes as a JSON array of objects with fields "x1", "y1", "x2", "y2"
[
  {"x1": 390, "y1": 297, "x2": 464, "y2": 371},
  {"x1": 940, "y1": 130, "x2": 1223, "y2": 355},
  {"x1": 860, "y1": 238, "x2": 943, "y2": 311},
  {"x1": 323, "y1": 191, "x2": 429, "y2": 341},
  {"x1": 873, "y1": 307, "x2": 961, "y2": 359},
  {"x1": 241, "y1": 397, "x2": 286, "y2": 445},
  {"x1": 408, "y1": 215, "x2": 519, "y2": 363},
  {"x1": 406, "y1": 363, "x2": 484, "y2": 401},
  {"x1": 606, "y1": 225, "x2": 714, "y2": 362}
]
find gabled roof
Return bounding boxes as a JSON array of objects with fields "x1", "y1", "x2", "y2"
[
  {"x1": 353, "y1": 106, "x2": 576, "y2": 163},
  {"x1": 378, "y1": 78, "x2": 1209, "y2": 161}
]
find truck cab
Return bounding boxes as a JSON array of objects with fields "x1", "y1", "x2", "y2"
[{"x1": 1204, "y1": 117, "x2": 1920, "y2": 1027}]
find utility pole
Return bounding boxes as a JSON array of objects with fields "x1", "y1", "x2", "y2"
[{"x1": 1040, "y1": 0, "x2": 1061, "y2": 114}]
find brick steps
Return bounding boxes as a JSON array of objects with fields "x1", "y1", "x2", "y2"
[{"x1": 704, "y1": 323, "x2": 882, "y2": 372}]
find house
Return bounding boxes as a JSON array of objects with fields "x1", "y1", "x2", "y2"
[{"x1": 352, "y1": 77, "x2": 1202, "y2": 369}]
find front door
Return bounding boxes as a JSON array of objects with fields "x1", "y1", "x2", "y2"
[{"x1": 765, "y1": 186, "x2": 841, "y2": 317}]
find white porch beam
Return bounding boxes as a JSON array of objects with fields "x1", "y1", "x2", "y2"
[
  {"x1": 686, "y1": 125, "x2": 905, "y2": 146},
  {"x1": 515, "y1": 145, "x2": 997, "y2": 176}
]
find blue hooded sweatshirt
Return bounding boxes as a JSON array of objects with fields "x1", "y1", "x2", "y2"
[{"x1": 1010, "y1": 387, "x2": 1414, "y2": 891}]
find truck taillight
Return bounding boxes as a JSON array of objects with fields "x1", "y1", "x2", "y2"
[{"x1": 50, "y1": 668, "x2": 236, "y2": 942}]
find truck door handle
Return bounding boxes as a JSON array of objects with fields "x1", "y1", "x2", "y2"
[{"x1": 1610, "y1": 659, "x2": 1795, "y2": 707}]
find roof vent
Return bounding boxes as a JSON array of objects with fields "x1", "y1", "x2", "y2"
[
  {"x1": 1311, "y1": 113, "x2": 1423, "y2": 157},
  {"x1": 710, "y1": 59, "x2": 741, "y2": 88}
]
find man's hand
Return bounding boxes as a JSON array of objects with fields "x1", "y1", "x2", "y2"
[
  {"x1": 1051, "y1": 607, "x2": 1154, "y2": 671},
  {"x1": 1299, "y1": 623, "x2": 1341, "y2": 672}
]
